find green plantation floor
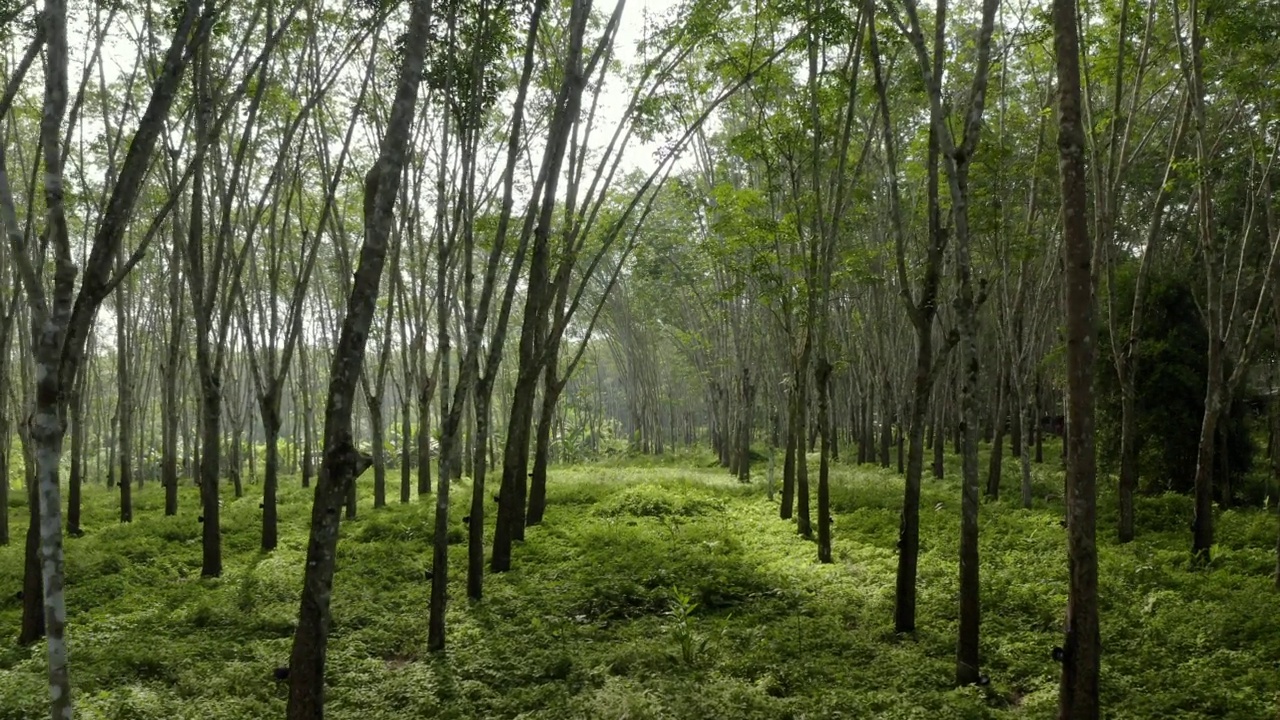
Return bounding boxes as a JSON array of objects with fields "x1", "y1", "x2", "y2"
[{"x1": 1, "y1": 455, "x2": 1279, "y2": 719}]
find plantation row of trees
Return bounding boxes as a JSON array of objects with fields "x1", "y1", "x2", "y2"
[{"x1": 2, "y1": 0, "x2": 1279, "y2": 717}]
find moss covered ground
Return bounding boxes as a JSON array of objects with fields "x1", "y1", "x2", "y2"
[{"x1": 1, "y1": 449, "x2": 1278, "y2": 719}]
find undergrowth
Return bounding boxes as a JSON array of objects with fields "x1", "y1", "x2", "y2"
[{"x1": 0, "y1": 448, "x2": 1278, "y2": 719}]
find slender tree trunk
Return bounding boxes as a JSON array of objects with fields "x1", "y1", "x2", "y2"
[
  {"x1": 371, "y1": 395, "x2": 386, "y2": 509},
  {"x1": 781, "y1": 393, "x2": 796, "y2": 519},
  {"x1": 816, "y1": 359, "x2": 832, "y2": 563},
  {"x1": 417, "y1": 380, "x2": 432, "y2": 496},
  {"x1": 198, "y1": 374, "x2": 222, "y2": 576},
  {"x1": 933, "y1": 403, "x2": 945, "y2": 479},
  {"x1": 796, "y1": 364, "x2": 812, "y2": 538},
  {"x1": 19, "y1": 454, "x2": 43, "y2": 645},
  {"x1": 286, "y1": 0, "x2": 429, "y2": 707},
  {"x1": 986, "y1": 375, "x2": 1007, "y2": 499},
  {"x1": 1054, "y1": 0, "x2": 1101, "y2": 712},
  {"x1": 1191, "y1": 369, "x2": 1222, "y2": 561},
  {"x1": 879, "y1": 399, "x2": 892, "y2": 468},
  {"x1": 468, "y1": 386, "x2": 493, "y2": 600},
  {"x1": 1019, "y1": 402, "x2": 1033, "y2": 509},
  {"x1": 106, "y1": 410, "x2": 117, "y2": 488},
  {"x1": 738, "y1": 367, "x2": 755, "y2": 483},
  {"x1": 163, "y1": 310, "x2": 181, "y2": 515},
  {"x1": 1117, "y1": 367, "x2": 1138, "y2": 541},
  {"x1": 0, "y1": 420, "x2": 6, "y2": 546},
  {"x1": 117, "y1": 285, "x2": 133, "y2": 523},
  {"x1": 67, "y1": 388, "x2": 83, "y2": 534},
  {"x1": 527, "y1": 371, "x2": 561, "y2": 526},
  {"x1": 1010, "y1": 392, "x2": 1022, "y2": 458},
  {"x1": 955, "y1": 319, "x2": 981, "y2": 687},
  {"x1": 301, "y1": 345, "x2": 314, "y2": 489},
  {"x1": 262, "y1": 405, "x2": 281, "y2": 552},
  {"x1": 493, "y1": 367, "x2": 539, "y2": 571},
  {"x1": 400, "y1": 394, "x2": 412, "y2": 504},
  {"x1": 895, "y1": 325, "x2": 937, "y2": 632}
]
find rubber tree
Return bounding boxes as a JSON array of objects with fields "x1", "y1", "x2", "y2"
[
  {"x1": 1052, "y1": 0, "x2": 1101, "y2": 713},
  {"x1": 185, "y1": 1, "x2": 300, "y2": 576},
  {"x1": 895, "y1": 0, "x2": 1001, "y2": 686},
  {"x1": 238, "y1": 12, "x2": 370, "y2": 550},
  {"x1": 285, "y1": 0, "x2": 431, "y2": 715},
  {"x1": 0, "y1": 1, "x2": 216, "y2": 715},
  {"x1": 868, "y1": 0, "x2": 952, "y2": 633}
]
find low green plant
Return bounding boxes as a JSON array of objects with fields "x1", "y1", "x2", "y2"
[{"x1": 664, "y1": 586, "x2": 708, "y2": 666}]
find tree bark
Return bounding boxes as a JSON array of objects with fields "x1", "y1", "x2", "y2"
[
  {"x1": 933, "y1": 403, "x2": 945, "y2": 479},
  {"x1": 468, "y1": 385, "x2": 494, "y2": 600},
  {"x1": 1116, "y1": 370, "x2": 1137, "y2": 541},
  {"x1": 1054, "y1": 0, "x2": 1101, "y2": 713},
  {"x1": 527, "y1": 361, "x2": 562, "y2": 526},
  {"x1": 116, "y1": 274, "x2": 133, "y2": 523},
  {"x1": 781, "y1": 394, "x2": 796, "y2": 519},
  {"x1": 737, "y1": 367, "x2": 755, "y2": 483},
  {"x1": 162, "y1": 240, "x2": 182, "y2": 515},
  {"x1": 370, "y1": 394, "x2": 386, "y2": 509},
  {"x1": 400, "y1": 394, "x2": 412, "y2": 504},
  {"x1": 67, "y1": 387, "x2": 83, "y2": 534},
  {"x1": 262, "y1": 403, "x2": 281, "y2": 552},
  {"x1": 1019, "y1": 402, "x2": 1034, "y2": 509},
  {"x1": 19, "y1": 459, "x2": 43, "y2": 645},
  {"x1": 286, "y1": 0, "x2": 430, "y2": 711},
  {"x1": 985, "y1": 373, "x2": 1007, "y2": 499},
  {"x1": 493, "y1": 0, "x2": 594, "y2": 571},
  {"x1": 795, "y1": 365, "x2": 812, "y2": 538},
  {"x1": 417, "y1": 379, "x2": 432, "y2": 496}
]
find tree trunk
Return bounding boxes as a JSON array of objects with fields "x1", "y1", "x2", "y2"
[
  {"x1": 1010, "y1": 390, "x2": 1023, "y2": 458},
  {"x1": 417, "y1": 380, "x2": 432, "y2": 496},
  {"x1": 468, "y1": 385, "x2": 494, "y2": 600},
  {"x1": 986, "y1": 377, "x2": 1007, "y2": 500},
  {"x1": 117, "y1": 289, "x2": 133, "y2": 522},
  {"x1": 162, "y1": 327, "x2": 181, "y2": 515},
  {"x1": 1019, "y1": 402, "x2": 1033, "y2": 509},
  {"x1": 230, "y1": 424, "x2": 243, "y2": 499},
  {"x1": 527, "y1": 371, "x2": 561, "y2": 526},
  {"x1": 370, "y1": 394, "x2": 386, "y2": 509},
  {"x1": 738, "y1": 367, "x2": 754, "y2": 483},
  {"x1": 67, "y1": 389, "x2": 83, "y2": 534},
  {"x1": 781, "y1": 392, "x2": 796, "y2": 519},
  {"x1": 932, "y1": 403, "x2": 945, "y2": 479},
  {"x1": 400, "y1": 395, "x2": 412, "y2": 504},
  {"x1": 262, "y1": 403, "x2": 281, "y2": 552},
  {"x1": 286, "y1": 0, "x2": 429, "y2": 707},
  {"x1": 493, "y1": 367, "x2": 539, "y2": 572},
  {"x1": 955, "y1": 325, "x2": 981, "y2": 688},
  {"x1": 795, "y1": 365, "x2": 812, "y2": 538},
  {"x1": 198, "y1": 375, "x2": 222, "y2": 577},
  {"x1": 29, "y1": 342, "x2": 72, "y2": 714},
  {"x1": 895, "y1": 319, "x2": 938, "y2": 633},
  {"x1": 0, "y1": 424, "x2": 6, "y2": 546},
  {"x1": 816, "y1": 358, "x2": 833, "y2": 563},
  {"x1": 1053, "y1": 0, "x2": 1102, "y2": 711},
  {"x1": 879, "y1": 402, "x2": 892, "y2": 468},
  {"x1": 301, "y1": 345, "x2": 314, "y2": 489},
  {"x1": 1191, "y1": 373, "x2": 1222, "y2": 561},
  {"x1": 1117, "y1": 366, "x2": 1137, "y2": 542},
  {"x1": 19, "y1": 456, "x2": 43, "y2": 645}
]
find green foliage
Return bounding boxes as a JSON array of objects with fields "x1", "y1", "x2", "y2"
[
  {"x1": 1, "y1": 459, "x2": 1278, "y2": 718},
  {"x1": 593, "y1": 483, "x2": 725, "y2": 519},
  {"x1": 1098, "y1": 265, "x2": 1255, "y2": 496}
]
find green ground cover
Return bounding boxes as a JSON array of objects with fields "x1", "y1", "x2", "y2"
[{"x1": 1, "y1": 450, "x2": 1278, "y2": 719}]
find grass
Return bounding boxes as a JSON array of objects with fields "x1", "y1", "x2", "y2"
[{"x1": 1, "y1": 445, "x2": 1279, "y2": 719}]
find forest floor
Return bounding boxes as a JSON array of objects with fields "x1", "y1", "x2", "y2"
[{"x1": 1, "y1": 449, "x2": 1279, "y2": 719}]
